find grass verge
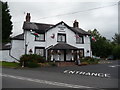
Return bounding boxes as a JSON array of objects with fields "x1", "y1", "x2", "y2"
[{"x1": 0, "y1": 61, "x2": 20, "y2": 68}]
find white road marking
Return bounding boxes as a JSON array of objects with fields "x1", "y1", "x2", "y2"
[
  {"x1": 64, "y1": 70, "x2": 111, "y2": 78},
  {"x1": 0, "y1": 73, "x2": 92, "y2": 88},
  {"x1": 109, "y1": 65, "x2": 120, "y2": 68},
  {"x1": 98, "y1": 61, "x2": 112, "y2": 64}
]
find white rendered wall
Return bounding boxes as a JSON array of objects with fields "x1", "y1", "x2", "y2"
[
  {"x1": 25, "y1": 31, "x2": 46, "y2": 54},
  {"x1": 0, "y1": 50, "x2": 16, "y2": 62},
  {"x1": 11, "y1": 40, "x2": 25, "y2": 60}
]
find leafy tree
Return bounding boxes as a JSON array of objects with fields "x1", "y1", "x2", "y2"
[
  {"x1": 112, "y1": 45, "x2": 120, "y2": 59},
  {"x1": 112, "y1": 33, "x2": 120, "y2": 45},
  {"x1": 88, "y1": 29, "x2": 113, "y2": 58},
  {"x1": 2, "y1": 1, "x2": 12, "y2": 42},
  {"x1": 112, "y1": 33, "x2": 120, "y2": 59}
]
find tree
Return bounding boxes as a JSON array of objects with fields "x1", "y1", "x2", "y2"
[
  {"x1": 2, "y1": 1, "x2": 12, "y2": 42},
  {"x1": 88, "y1": 29, "x2": 113, "y2": 58},
  {"x1": 112, "y1": 33, "x2": 120, "y2": 45},
  {"x1": 112, "y1": 45, "x2": 120, "y2": 59},
  {"x1": 112, "y1": 33, "x2": 120, "y2": 59}
]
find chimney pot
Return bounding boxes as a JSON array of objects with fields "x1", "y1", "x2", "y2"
[
  {"x1": 26, "y1": 13, "x2": 31, "y2": 22},
  {"x1": 73, "y1": 20, "x2": 79, "y2": 28}
]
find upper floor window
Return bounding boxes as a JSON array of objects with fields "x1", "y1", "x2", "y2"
[
  {"x1": 57, "y1": 33, "x2": 66, "y2": 42},
  {"x1": 35, "y1": 33, "x2": 45, "y2": 41},
  {"x1": 76, "y1": 34, "x2": 84, "y2": 44}
]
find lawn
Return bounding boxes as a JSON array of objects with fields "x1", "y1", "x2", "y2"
[{"x1": 0, "y1": 61, "x2": 20, "y2": 68}]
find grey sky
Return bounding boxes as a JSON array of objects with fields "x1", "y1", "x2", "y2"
[{"x1": 4, "y1": 0, "x2": 119, "y2": 40}]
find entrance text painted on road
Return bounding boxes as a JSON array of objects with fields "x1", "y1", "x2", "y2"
[{"x1": 64, "y1": 70, "x2": 110, "y2": 78}]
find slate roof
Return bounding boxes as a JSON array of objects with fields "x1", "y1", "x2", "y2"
[
  {"x1": 70, "y1": 27, "x2": 90, "y2": 35},
  {"x1": 50, "y1": 42, "x2": 78, "y2": 50},
  {"x1": 23, "y1": 21, "x2": 90, "y2": 35},
  {"x1": 23, "y1": 21, "x2": 54, "y2": 33},
  {"x1": 0, "y1": 43, "x2": 11, "y2": 50},
  {"x1": 12, "y1": 33, "x2": 24, "y2": 40}
]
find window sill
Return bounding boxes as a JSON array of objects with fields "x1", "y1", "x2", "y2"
[
  {"x1": 35, "y1": 40, "x2": 45, "y2": 42},
  {"x1": 76, "y1": 42, "x2": 84, "y2": 44},
  {"x1": 57, "y1": 41, "x2": 66, "y2": 43}
]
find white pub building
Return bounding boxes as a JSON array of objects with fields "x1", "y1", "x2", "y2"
[{"x1": 0, "y1": 13, "x2": 92, "y2": 63}]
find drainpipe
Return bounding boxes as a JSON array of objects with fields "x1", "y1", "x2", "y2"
[
  {"x1": 9, "y1": 41, "x2": 19, "y2": 62},
  {"x1": 46, "y1": 45, "x2": 53, "y2": 61},
  {"x1": 9, "y1": 49, "x2": 19, "y2": 62}
]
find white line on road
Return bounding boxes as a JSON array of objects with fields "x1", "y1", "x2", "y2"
[
  {"x1": 109, "y1": 65, "x2": 120, "y2": 68},
  {"x1": 0, "y1": 73, "x2": 92, "y2": 88}
]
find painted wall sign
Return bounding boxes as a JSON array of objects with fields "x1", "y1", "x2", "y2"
[
  {"x1": 63, "y1": 70, "x2": 110, "y2": 78},
  {"x1": 58, "y1": 25, "x2": 66, "y2": 31}
]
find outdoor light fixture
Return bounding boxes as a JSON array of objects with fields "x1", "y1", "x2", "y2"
[
  {"x1": 87, "y1": 50, "x2": 89, "y2": 53},
  {"x1": 29, "y1": 49, "x2": 33, "y2": 54}
]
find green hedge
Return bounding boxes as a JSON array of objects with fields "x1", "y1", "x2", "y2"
[
  {"x1": 27, "y1": 62, "x2": 40, "y2": 68},
  {"x1": 81, "y1": 57, "x2": 99, "y2": 64},
  {"x1": 20, "y1": 54, "x2": 45, "y2": 68}
]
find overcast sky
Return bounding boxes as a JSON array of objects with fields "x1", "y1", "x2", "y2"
[{"x1": 3, "y1": 0, "x2": 119, "y2": 40}]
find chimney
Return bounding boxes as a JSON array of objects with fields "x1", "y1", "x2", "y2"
[
  {"x1": 73, "y1": 20, "x2": 79, "y2": 28},
  {"x1": 25, "y1": 13, "x2": 31, "y2": 22}
]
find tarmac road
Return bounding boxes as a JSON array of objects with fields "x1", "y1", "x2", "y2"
[{"x1": 1, "y1": 60, "x2": 119, "y2": 89}]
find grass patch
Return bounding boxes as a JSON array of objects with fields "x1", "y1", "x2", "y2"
[{"x1": 0, "y1": 61, "x2": 20, "y2": 68}]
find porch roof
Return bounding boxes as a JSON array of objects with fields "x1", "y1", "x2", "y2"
[{"x1": 50, "y1": 42, "x2": 78, "y2": 50}]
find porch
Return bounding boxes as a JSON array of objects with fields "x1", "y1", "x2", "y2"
[{"x1": 47, "y1": 42, "x2": 84, "y2": 62}]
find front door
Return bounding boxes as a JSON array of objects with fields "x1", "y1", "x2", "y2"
[{"x1": 59, "y1": 50, "x2": 64, "y2": 61}]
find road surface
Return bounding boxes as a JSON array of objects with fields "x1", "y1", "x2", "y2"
[{"x1": 1, "y1": 60, "x2": 120, "y2": 89}]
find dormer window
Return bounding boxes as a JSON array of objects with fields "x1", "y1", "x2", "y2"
[
  {"x1": 35, "y1": 33, "x2": 45, "y2": 41},
  {"x1": 57, "y1": 33, "x2": 66, "y2": 43}
]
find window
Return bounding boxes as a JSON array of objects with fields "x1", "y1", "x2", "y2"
[
  {"x1": 35, "y1": 34, "x2": 45, "y2": 41},
  {"x1": 57, "y1": 33, "x2": 66, "y2": 42},
  {"x1": 79, "y1": 49, "x2": 84, "y2": 57},
  {"x1": 76, "y1": 34, "x2": 84, "y2": 44},
  {"x1": 35, "y1": 47, "x2": 45, "y2": 56},
  {"x1": 77, "y1": 49, "x2": 84, "y2": 57}
]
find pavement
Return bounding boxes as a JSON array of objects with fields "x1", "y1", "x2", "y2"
[{"x1": 1, "y1": 60, "x2": 120, "y2": 89}]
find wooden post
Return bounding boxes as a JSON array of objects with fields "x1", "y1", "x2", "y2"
[
  {"x1": 71, "y1": 50, "x2": 74, "y2": 61},
  {"x1": 57, "y1": 50, "x2": 60, "y2": 61},
  {"x1": 51, "y1": 50, "x2": 54, "y2": 61}
]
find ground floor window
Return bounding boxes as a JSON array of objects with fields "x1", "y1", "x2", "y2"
[
  {"x1": 35, "y1": 47, "x2": 45, "y2": 56},
  {"x1": 79, "y1": 49, "x2": 84, "y2": 57}
]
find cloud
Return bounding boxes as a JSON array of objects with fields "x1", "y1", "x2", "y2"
[{"x1": 6, "y1": 1, "x2": 118, "y2": 40}]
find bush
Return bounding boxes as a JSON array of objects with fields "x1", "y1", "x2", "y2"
[
  {"x1": 27, "y1": 62, "x2": 39, "y2": 68},
  {"x1": 48, "y1": 62, "x2": 57, "y2": 66},
  {"x1": 112, "y1": 45, "x2": 120, "y2": 59},
  {"x1": 81, "y1": 62, "x2": 89, "y2": 65},
  {"x1": 20, "y1": 54, "x2": 45, "y2": 67},
  {"x1": 81, "y1": 57, "x2": 99, "y2": 64}
]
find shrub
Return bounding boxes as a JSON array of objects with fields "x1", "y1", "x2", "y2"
[
  {"x1": 20, "y1": 54, "x2": 45, "y2": 67},
  {"x1": 27, "y1": 62, "x2": 39, "y2": 68},
  {"x1": 112, "y1": 45, "x2": 120, "y2": 59},
  {"x1": 80, "y1": 57, "x2": 99, "y2": 64},
  {"x1": 81, "y1": 62, "x2": 89, "y2": 65},
  {"x1": 48, "y1": 62, "x2": 57, "y2": 66}
]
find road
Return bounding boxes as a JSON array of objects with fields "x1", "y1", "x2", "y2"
[{"x1": 1, "y1": 60, "x2": 120, "y2": 89}]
